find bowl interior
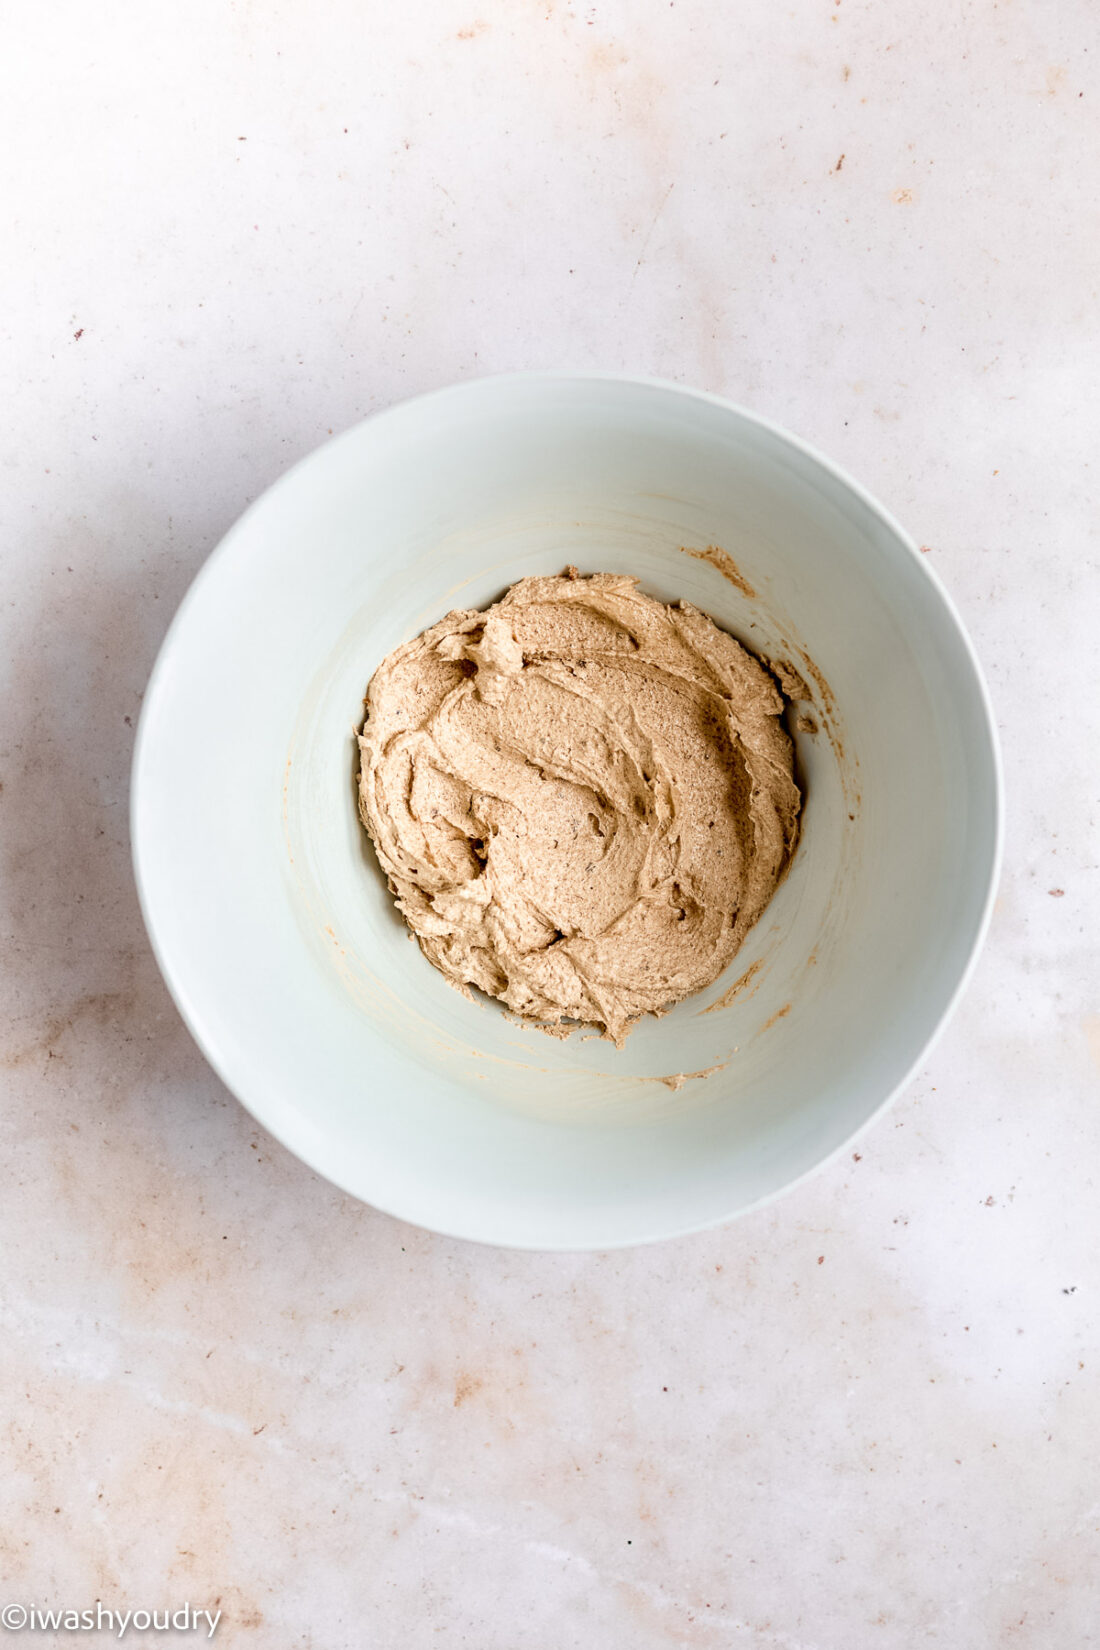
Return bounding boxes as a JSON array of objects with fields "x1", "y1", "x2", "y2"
[{"x1": 133, "y1": 376, "x2": 999, "y2": 1247}]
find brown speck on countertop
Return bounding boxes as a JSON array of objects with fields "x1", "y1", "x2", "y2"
[
  {"x1": 834, "y1": 153, "x2": 845, "y2": 171},
  {"x1": 817, "y1": 1255, "x2": 825, "y2": 1265},
  {"x1": 853, "y1": 1152, "x2": 862, "y2": 1161},
  {"x1": 919, "y1": 544, "x2": 933, "y2": 553},
  {"x1": 453, "y1": 1371, "x2": 484, "y2": 1406},
  {"x1": 1049, "y1": 888, "x2": 1065, "y2": 897},
  {"x1": 73, "y1": 328, "x2": 84, "y2": 339}
]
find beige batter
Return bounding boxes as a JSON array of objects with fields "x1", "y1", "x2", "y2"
[{"x1": 357, "y1": 571, "x2": 802, "y2": 1045}]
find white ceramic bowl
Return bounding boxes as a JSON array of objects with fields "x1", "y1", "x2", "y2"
[{"x1": 132, "y1": 373, "x2": 1001, "y2": 1249}]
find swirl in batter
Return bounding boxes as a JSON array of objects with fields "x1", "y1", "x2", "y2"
[{"x1": 357, "y1": 571, "x2": 802, "y2": 1045}]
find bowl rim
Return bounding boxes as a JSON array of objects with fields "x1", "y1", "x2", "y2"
[{"x1": 131, "y1": 370, "x2": 1005, "y2": 1250}]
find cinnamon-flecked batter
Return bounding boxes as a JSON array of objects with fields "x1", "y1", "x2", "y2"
[{"x1": 357, "y1": 572, "x2": 802, "y2": 1045}]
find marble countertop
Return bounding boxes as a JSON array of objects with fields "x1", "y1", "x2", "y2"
[{"x1": 3, "y1": 1, "x2": 1097, "y2": 1644}]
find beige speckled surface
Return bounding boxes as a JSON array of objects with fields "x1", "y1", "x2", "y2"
[{"x1": 2, "y1": 1, "x2": 1098, "y2": 1644}]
